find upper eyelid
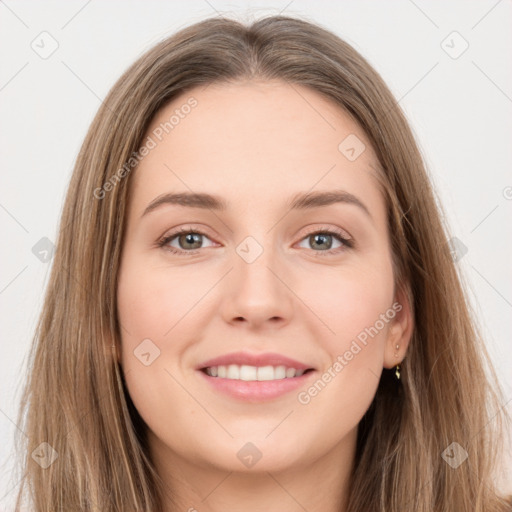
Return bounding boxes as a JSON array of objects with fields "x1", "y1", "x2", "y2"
[{"x1": 161, "y1": 224, "x2": 352, "y2": 240}]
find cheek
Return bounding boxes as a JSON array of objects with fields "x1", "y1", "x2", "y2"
[
  {"x1": 115, "y1": 257, "x2": 192, "y2": 427},
  {"x1": 302, "y1": 262, "x2": 394, "y2": 350},
  {"x1": 294, "y1": 264, "x2": 394, "y2": 426},
  {"x1": 116, "y1": 255, "x2": 202, "y2": 352},
  {"x1": 116, "y1": 257, "x2": 202, "y2": 444}
]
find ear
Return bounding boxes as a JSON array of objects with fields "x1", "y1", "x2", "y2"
[{"x1": 383, "y1": 283, "x2": 414, "y2": 369}]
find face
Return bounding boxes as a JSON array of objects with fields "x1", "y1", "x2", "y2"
[{"x1": 116, "y1": 80, "x2": 411, "y2": 477}]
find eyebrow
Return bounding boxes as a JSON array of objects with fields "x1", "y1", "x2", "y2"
[{"x1": 141, "y1": 190, "x2": 372, "y2": 219}]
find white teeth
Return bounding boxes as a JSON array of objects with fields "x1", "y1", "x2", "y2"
[
  {"x1": 274, "y1": 365, "x2": 286, "y2": 379},
  {"x1": 257, "y1": 365, "x2": 275, "y2": 381},
  {"x1": 285, "y1": 367, "x2": 295, "y2": 378},
  {"x1": 239, "y1": 365, "x2": 257, "y2": 380},
  {"x1": 227, "y1": 364, "x2": 239, "y2": 379},
  {"x1": 204, "y1": 364, "x2": 309, "y2": 380}
]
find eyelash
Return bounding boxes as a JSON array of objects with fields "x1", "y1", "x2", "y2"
[{"x1": 157, "y1": 225, "x2": 354, "y2": 257}]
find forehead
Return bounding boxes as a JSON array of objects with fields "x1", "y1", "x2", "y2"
[{"x1": 129, "y1": 80, "x2": 385, "y2": 222}]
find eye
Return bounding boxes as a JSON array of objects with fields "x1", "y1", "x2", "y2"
[
  {"x1": 157, "y1": 227, "x2": 216, "y2": 255},
  {"x1": 296, "y1": 227, "x2": 353, "y2": 256}
]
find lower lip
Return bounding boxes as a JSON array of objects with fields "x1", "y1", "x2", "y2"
[{"x1": 197, "y1": 370, "x2": 316, "y2": 402}]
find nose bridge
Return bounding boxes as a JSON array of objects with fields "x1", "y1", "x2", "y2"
[
  {"x1": 223, "y1": 230, "x2": 293, "y2": 326},
  {"x1": 235, "y1": 231, "x2": 284, "y2": 296}
]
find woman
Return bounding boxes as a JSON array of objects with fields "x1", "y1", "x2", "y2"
[{"x1": 13, "y1": 14, "x2": 511, "y2": 511}]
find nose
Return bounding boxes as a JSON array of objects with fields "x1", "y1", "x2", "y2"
[{"x1": 220, "y1": 238, "x2": 294, "y2": 330}]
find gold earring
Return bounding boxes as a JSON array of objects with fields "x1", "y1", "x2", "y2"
[{"x1": 394, "y1": 344, "x2": 401, "y2": 380}]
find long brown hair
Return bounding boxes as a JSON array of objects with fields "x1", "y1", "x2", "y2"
[{"x1": 13, "y1": 14, "x2": 511, "y2": 511}]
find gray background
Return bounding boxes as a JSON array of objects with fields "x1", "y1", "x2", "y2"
[{"x1": 1, "y1": 0, "x2": 511, "y2": 507}]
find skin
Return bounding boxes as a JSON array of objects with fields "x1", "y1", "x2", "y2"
[{"x1": 116, "y1": 80, "x2": 413, "y2": 512}]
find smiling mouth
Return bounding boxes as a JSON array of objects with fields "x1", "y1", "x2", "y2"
[{"x1": 200, "y1": 364, "x2": 315, "y2": 381}]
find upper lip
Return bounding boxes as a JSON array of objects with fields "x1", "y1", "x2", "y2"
[{"x1": 196, "y1": 351, "x2": 315, "y2": 371}]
